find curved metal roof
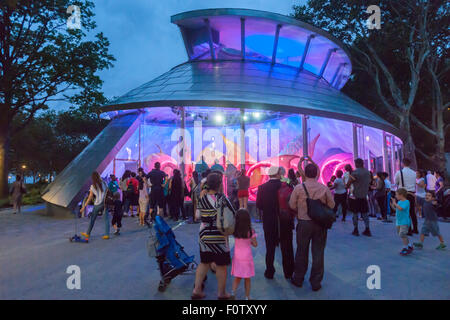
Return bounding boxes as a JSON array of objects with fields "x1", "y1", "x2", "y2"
[
  {"x1": 171, "y1": 8, "x2": 352, "y2": 88},
  {"x1": 100, "y1": 60, "x2": 401, "y2": 138}
]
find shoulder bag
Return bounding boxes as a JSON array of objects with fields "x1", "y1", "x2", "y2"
[
  {"x1": 216, "y1": 194, "x2": 236, "y2": 236},
  {"x1": 302, "y1": 183, "x2": 336, "y2": 229}
]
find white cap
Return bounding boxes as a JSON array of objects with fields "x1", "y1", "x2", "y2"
[{"x1": 268, "y1": 166, "x2": 280, "y2": 176}]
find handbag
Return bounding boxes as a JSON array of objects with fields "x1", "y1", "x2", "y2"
[
  {"x1": 216, "y1": 194, "x2": 236, "y2": 236},
  {"x1": 278, "y1": 182, "x2": 296, "y2": 220},
  {"x1": 105, "y1": 188, "x2": 115, "y2": 206},
  {"x1": 302, "y1": 183, "x2": 336, "y2": 229}
]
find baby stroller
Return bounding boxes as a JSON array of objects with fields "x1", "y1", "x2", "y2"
[{"x1": 147, "y1": 215, "x2": 197, "y2": 292}]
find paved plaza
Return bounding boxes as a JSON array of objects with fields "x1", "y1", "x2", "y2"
[{"x1": 0, "y1": 205, "x2": 449, "y2": 300}]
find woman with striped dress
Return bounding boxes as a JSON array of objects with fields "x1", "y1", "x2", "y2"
[{"x1": 191, "y1": 172, "x2": 235, "y2": 300}]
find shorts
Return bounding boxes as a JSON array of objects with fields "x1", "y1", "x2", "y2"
[
  {"x1": 416, "y1": 196, "x2": 425, "y2": 207},
  {"x1": 237, "y1": 190, "x2": 249, "y2": 198},
  {"x1": 200, "y1": 251, "x2": 231, "y2": 266},
  {"x1": 349, "y1": 197, "x2": 368, "y2": 214},
  {"x1": 150, "y1": 188, "x2": 165, "y2": 209},
  {"x1": 421, "y1": 220, "x2": 440, "y2": 237},
  {"x1": 397, "y1": 225, "x2": 409, "y2": 239}
]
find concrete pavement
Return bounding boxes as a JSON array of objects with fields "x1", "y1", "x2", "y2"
[{"x1": 0, "y1": 205, "x2": 449, "y2": 300}]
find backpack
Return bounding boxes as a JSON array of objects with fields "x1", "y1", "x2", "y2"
[
  {"x1": 278, "y1": 182, "x2": 296, "y2": 220},
  {"x1": 216, "y1": 194, "x2": 236, "y2": 236},
  {"x1": 302, "y1": 183, "x2": 336, "y2": 229},
  {"x1": 375, "y1": 178, "x2": 386, "y2": 198},
  {"x1": 105, "y1": 188, "x2": 115, "y2": 206},
  {"x1": 126, "y1": 179, "x2": 136, "y2": 196}
]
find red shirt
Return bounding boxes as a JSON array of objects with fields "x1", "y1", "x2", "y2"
[{"x1": 127, "y1": 178, "x2": 139, "y2": 194}]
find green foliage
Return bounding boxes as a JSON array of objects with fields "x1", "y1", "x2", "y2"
[
  {"x1": 9, "y1": 107, "x2": 108, "y2": 176},
  {"x1": 291, "y1": 0, "x2": 449, "y2": 170},
  {"x1": 0, "y1": 0, "x2": 115, "y2": 196},
  {"x1": 1, "y1": 0, "x2": 114, "y2": 127},
  {"x1": 1, "y1": 182, "x2": 47, "y2": 208}
]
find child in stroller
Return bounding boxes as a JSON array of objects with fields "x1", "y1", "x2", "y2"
[{"x1": 147, "y1": 215, "x2": 197, "y2": 292}]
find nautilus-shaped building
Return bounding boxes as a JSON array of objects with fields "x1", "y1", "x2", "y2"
[{"x1": 42, "y1": 9, "x2": 403, "y2": 216}]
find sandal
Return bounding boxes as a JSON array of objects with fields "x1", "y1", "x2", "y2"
[{"x1": 191, "y1": 292, "x2": 206, "y2": 300}]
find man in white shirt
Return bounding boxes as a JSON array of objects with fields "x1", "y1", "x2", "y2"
[
  {"x1": 426, "y1": 171, "x2": 436, "y2": 191},
  {"x1": 394, "y1": 158, "x2": 418, "y2": 234}
]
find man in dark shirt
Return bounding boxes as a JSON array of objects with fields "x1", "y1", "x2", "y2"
[
  {"x1": 256, "y1": 166, "x2": 294, "y2": 280},
  {"x1": 347, "y1": 158, "x2": 372, "y2": 237},
  {"x1": 147, "y1": 162, "x2": 166, "y2": 221}
]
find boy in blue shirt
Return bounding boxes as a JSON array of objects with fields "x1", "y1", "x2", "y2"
[
  {"x1": 413, "y1": 191, "x2": 446, "y2": 250},
  {"x1": 391, "y1": 188, "x2": 413, "y2": 256}
]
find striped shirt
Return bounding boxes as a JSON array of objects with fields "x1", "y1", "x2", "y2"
[{"x1": 197, "y1": 193, "x2": 235, "y2": 254}]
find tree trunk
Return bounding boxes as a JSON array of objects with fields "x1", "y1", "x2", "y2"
[
  {"x1": 400, "y1": 116, "x2": 418, "y2": 170},
  {"x1": 0, "y1": 116, "x2": 11, "y2": 198},
  {"x1": 435, "y1": 108, "x2": 447, "y2": 175}
]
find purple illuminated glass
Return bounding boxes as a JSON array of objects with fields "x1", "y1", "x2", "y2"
[{"x1": 178, "y1": 15, "x2": 352, "y2": 88}]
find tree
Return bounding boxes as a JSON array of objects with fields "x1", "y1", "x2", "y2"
[
  {"x1": 9, "y1": 106, "x2": 108, "y2": 180},
  {"x1": 292, "y1": 0, "x2": 447, "y2": 170},
  {"x1": 0, "y1": 0, "x2": 114, "y2": 196},
  {"x1": 410, "y1": 2, "x2": 450, "y2": 174},
  {"x1": 9, "y1": 111, "x2": 56, "y2": 179}
]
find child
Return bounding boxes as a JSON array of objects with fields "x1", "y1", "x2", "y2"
[
  {"x1": 112, "y1": 192, "x2": 123, "y2": 235},
  {"x1": 231, "y1": 209, "x2": 257, "y2": 300},
  {"x1": 413, "y1": 191, "x2": 446, "y2": 250},
  {"x1": 391, "y1": 188, "x2": 413, "y2": 256}
]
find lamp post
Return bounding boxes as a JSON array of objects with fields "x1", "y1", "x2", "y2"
[{"x1": 21, "y1": 165, "x2": 26, "y2": 182}]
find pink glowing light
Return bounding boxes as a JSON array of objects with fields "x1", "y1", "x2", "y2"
[
  {"x1": 319, "y1": 154, "x2": 354, "y2": 184},
  {"x1": 246, "y1": 162, "x2": 271, "y2": 201}
]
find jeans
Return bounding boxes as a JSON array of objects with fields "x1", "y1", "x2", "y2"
[
  {"x1": 352, "y1": 212, "x2": 370, "y2": 229},
  {"x1": 86, "y1": 204, "x2": 109, "y2": 236},
  {"x1": 123, "y1": 196, "x2": 130, "y2": 214},
  {"x1": 333, "y1": 193, "x2": 347, "y2": 220},
  {"x1": 387, "y1": 192, "x2": 391, "y2": 216},
  {"x1": 292, "y1": 220, "x2": 327, "y2": 288},
  {"x1": 279, "y1": 216, "x2": 295, "y2": 278},
  {"x1": 407, "y1": 193, "x2": 418, "y2": 233},
  {"x1": 376, "y1": 195, "x2": 387, "y2": 219},
  {"x1": 368, "y1": 191, "x2": 377, "y2": 215}
]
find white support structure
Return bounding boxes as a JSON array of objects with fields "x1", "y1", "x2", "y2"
[
  {"x1": 302, "y1": 115, "x2": 309, "y2": 159},
  {"x1": 240, "y1": 108, "x2": 246, "y2": 170},
  {"x1": 352, "y1": 123, "x2": 359, "y2": 160}
]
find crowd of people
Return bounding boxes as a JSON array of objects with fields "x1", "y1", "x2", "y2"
[{"x1": 73, "y1": 156, "x2": 447, "y2": 299}]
